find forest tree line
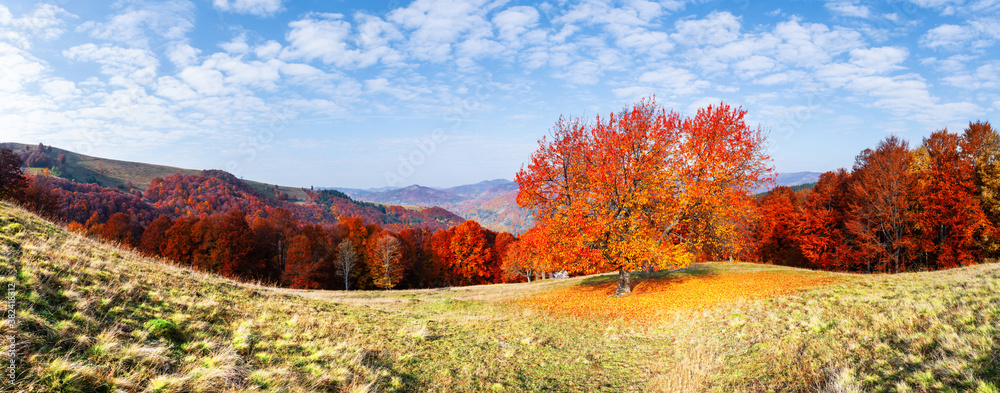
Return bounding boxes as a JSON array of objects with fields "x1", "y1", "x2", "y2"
[
  {"x1": 0, "y1": 146, "x2": 543, "y2": 289},
  {"x1": 750, "y1": 121, "x2": 1000, "y2": 273}
]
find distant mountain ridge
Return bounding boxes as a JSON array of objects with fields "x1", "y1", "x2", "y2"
[
  {"x1": 340, "y1": 172, "x2": 828, "y2": 233},
  {"x1": 331, "y1": 179, "x2": 533, "y2": 234},
  {"x1": 775, "y1": 171, "x2": 823, "y2": 187}
]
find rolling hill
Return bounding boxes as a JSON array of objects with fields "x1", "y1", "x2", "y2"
[
  {"x1": 5, "y1": 201, "x2": 1000, "y2": 392},
  {"x1": 1, "y1": 142, "x2": 310, "y2": 201},
  {"x1": 335, "y1": 179, "x2": 533, "y2": 234},
  {"x1": 1, "y1": 142, "x2": 465, "y2": 232}
]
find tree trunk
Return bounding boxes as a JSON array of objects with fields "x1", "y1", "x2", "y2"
[{"x1": 614, "y1": 267, "x2": 631, "y2": 296}]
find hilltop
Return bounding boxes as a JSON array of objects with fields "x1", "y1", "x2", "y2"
[{"x1": 5, "y1": 202, "x2": 1000, "y2": 392}]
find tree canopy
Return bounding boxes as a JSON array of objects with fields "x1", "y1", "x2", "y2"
[{"x1": 516, "y1": 98, "x2": 771, "y2": 295}]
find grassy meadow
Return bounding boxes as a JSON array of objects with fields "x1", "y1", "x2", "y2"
[{"x1": 1, "y1": 201, "x2": 999, "y2": 392}]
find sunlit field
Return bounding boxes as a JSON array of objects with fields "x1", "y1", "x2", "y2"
[
  {"x1": 6, "y1": 201, "x2": 1000, "y2": 392},
  {"x1": 516, "y1": 266, "x2": 837, "y2": 324}
]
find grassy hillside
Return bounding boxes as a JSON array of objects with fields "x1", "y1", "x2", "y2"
[
  {"x1": 2, "y1": 142, "x2": 309, "y2": 201},
  {"x1": 2, "y1": 202, "x2": 1000, "y2": 392}
]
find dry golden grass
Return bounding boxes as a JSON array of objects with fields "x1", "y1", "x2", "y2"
[
  {"x1": 3, "y1": 200, "x2": 1000, "y2": 392},
  {"x1": 516, "y1": 269, "x2": 837, "y2": 324}
]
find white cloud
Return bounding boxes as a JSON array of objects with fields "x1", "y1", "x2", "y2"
[
  {"x1": 845, "y1": 74, "x2": 981, "y2": 123},
  {"x1": 754, "y1": 71, "x2": 809, "y2": 85},
  {"x1": 220, "y1": 35, "x2": 251, "y2": 54},
  {"x1": 63, "y1": 44, "x2": 159, "y2": 87},
  {"x1": 942, "y1": 61, "x2": 1000, "y2": 89},
  {"x1": 80, "y1": 0, "x2": 195, "y2": 48},
  {"x1": 673, "y1": 11, "x2": 741, "y2": 46},
  {"x1": 388, "y1": 0, "x2": 497, "y2": 62},
  {"x1": 849, "y1": 46, "x2": 908, "y2": 73},
  {"x1": 825, "y1": 2, "x2": 872, "y2": 18},
  {"x1": 921, "y1": 24, "x2": 975, "y2": 48},
  {"x1": 167, "y1": 42, "x2": 200, "y2": 67},
  {"x1": 771, "y1": 20, "x2": 864, "y2": 68},
  {"x1": 921, "y1": 19, "x2": 1000, "y2": 50},
  {"x1": 254, "y1": 40, "x2": 282, "y2": 59},
  {"x1": 213, "y1": 0, "x2": 284, "y2": 17},
  {"x1": 493, "y1": 6, "x2": 540, "y2": 44},
  {"x1": 41, "y1": 79, "x2": 79, "y2": 100},
  {"x1": 0, "y1": 42, "x2": 46, "y2": 93},
  {"x1": 637, "y1": 66, "x2": 711, "y2": 95},
  {"x1": 0, "y1": 4, "x2": 74, "y2": 49},
  {"x1": 734, "y1": 55, "x2": 777, "y2": 77},
  {"x1": 155, "y1": 76, "x2": 199, "y2": 101},
  {"x1": 282, "y1": 13, "x2": 403, "y2": 68}
]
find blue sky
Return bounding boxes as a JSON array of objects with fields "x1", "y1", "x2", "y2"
[{"x1": 0, "y1": 0, "x2": 998, "y2": 188}]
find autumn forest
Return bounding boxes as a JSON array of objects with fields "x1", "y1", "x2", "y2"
[{"x1": 1, "y1": 100, "x2": 998, "y2": 294}]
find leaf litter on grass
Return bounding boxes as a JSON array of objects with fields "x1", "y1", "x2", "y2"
[{"x1": 516, "y1": 270, "x2": 837, "y2": 324}]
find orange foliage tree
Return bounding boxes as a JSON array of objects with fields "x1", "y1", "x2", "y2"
[
  {"x1": 960, "y1": 121, "x2": 1000, "y2": 255},
  {"x1": 501, "y1": 227, "x2": 551, "y2": 282},
  {"x1": 449, "y1": 220, "x2": 494, "y2": 286},
  {"x1": 368, "y1": 231, "x2": 405, "y2": 289},
  {"x1": 912, "y1": 130, "x2": 990, "y2": 269},
  {"x1": 517, "y1": 98, "x2": 771, "y2": 295}
]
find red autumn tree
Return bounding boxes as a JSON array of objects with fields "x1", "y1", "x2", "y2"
[
  {"x1": 492, "y1": 232, "x2": 517, "y2": 283},
  {"x1": 846, "y1": 136, "x2": 915, "y2": 273},
  {"x1": 424, "y1": 228, "x2": 455, "y2": 287},
  {"x1": 449, "y1": 220, "x2": 493, "y2": 286},
  {"x1": 163, "y1": 217, "x2": 199, "y2": 266},
  {"x1": 397, "y1": 227, "x2": 432, "y2": 288},
  {"x1": 140, "y1": 215, "x2": 175, "y2": 256},
  {"x1": 102, "y1": 212, "x2": 140, "y2": 247},
  {"x1": 753, "y1": 186, "x2": 806, "y2": 266},
  {"x1": 500, "y1": 227, "x2": 551, "y2": 282},
  {"x1": 250, "y1": 208, "x2": 300, "y2": 283},
  {"x1": 211, "y1": 209, "x2": 255, "y2": 279},
  {"x1": 0, "y1": 148, "x2": 28, "y2": 201},
  {"x1": 283, "y1": 224, "x2": 334, "y2": 289},
  {"x1": 795, "y1": 170, "x2": 855, "y2": 270},
  {"x1": 517, "y1": 98, "x2": 771, "y2": 295}
]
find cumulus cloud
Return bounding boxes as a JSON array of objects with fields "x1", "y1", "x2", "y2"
[
  {"x1": 212, "y1": 0, "x2": 284, "y2": 17},
  {"x1": 388, "y1": 0, "x2": 498, "y2": 62},
  {"x1": 825, "y1": 2, "x2": 872, "y2": 18},
  {"x1": 0, "y1": 4, "x2": 74, "y2": 49},
  {"x1": 79, "y1": 0, "x2": 195, "y2": 48},
  {"x1": 0, "y1": 42, "x2": 46, "y2": 92},
  {"x1": 63, "y1": 44, "x2": 160, "y2": 86},
  {"x1": 673, "y1": 11, "x2": 741, "y2": 46},
  {"x1": 921, "y1": 24, "x2": 976, "y2": 49},
  {"x1": 281, "y1": 12, "x2": 403, "y2": 68},
  {"x1": 637, "y1": 66, "x2": 711, "y2": 95},
  {"x1": 921, "y1": 19, "x2": 1000, "y2": 50}
]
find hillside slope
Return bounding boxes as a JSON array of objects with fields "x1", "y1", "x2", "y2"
[
  {"x1": 4, "y1": 202, "x2": 1000, "y2": 392},
  {"x1": 1, "y1": 142, "x2": 309, "y2": 201}
]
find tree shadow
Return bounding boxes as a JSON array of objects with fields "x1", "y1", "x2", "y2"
[{"x1": 576, "y1": 264, "x2": 719, "y2": 294}]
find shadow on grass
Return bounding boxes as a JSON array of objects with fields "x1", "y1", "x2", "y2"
[{"x1": 579, "y1": 264, "x2": 717, "y2": 286}]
